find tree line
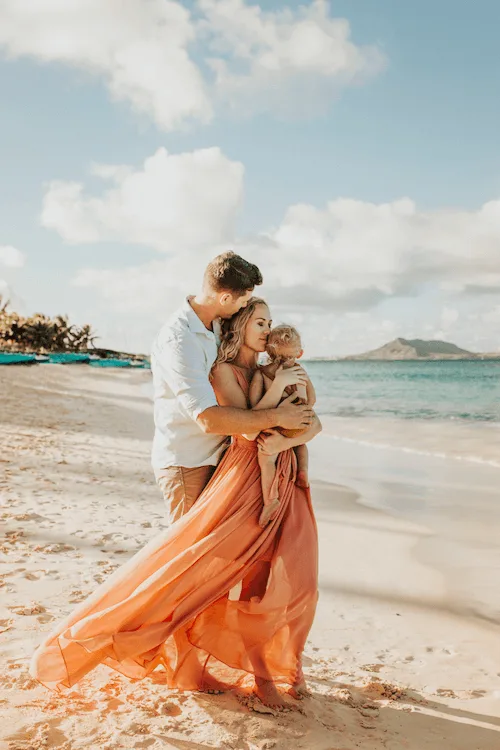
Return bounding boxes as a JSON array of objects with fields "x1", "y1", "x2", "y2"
[{"x1": 0, "y1": 297, "x2": 97, "y2": 352}]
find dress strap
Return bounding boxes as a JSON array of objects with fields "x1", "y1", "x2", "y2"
[{"x1": 229, "y1": 364, "x2": 250, "y2": 397}]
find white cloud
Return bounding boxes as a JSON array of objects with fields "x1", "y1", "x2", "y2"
[
  {"x1": 0, "y1": 0, "x2": 211, "y2": 131},
  {"x1": 254, "y1": 196, "x2": 500, "y2": 305},
  {"x1": 42, "y1": 147, "x2": 244, "y2": 250},
  {"x1": 0, "y1": 0, "x2": 385, "y2": 129},
  {"x1": 0, "y1": 244, "x2": 25, "y2": 268},
  {"x1": 52, "y1": 148, "x2": 500, "y2": 323},
  {"x1": 200, "y1": 0, "x2": 387, "y2": 115}
]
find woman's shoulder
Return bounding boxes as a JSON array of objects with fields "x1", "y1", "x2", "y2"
[
  {"x1": 212, "y1": 361, "x2": 236, "y2": 376},
  {"x1": 211, "y1": 361, "x2": 243, "y2": 385}
]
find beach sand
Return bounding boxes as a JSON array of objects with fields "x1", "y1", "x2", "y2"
[{"x1": 1, "y1": 365, "x2": 500, "y2": 749}]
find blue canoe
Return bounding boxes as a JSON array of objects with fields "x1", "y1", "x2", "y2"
[
  {"x1": 47, "y1": 353, "x2": 91, "y2": 364},
  {"x1": 89, "y1": 358, "x2": 134, "y2": 368},
  {"x1": 0, "y1": 353, "x2": 37, "y2": 365}
]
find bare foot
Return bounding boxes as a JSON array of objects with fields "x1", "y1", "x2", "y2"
[
  {"x1": 254, "y1": 680, "x2": 294, "y2": 711},
  {"x1": 287, "y1": 679, "x2": 312, "y2": 700},
  {"x1": 296, "y1": 471, "x2": 309, "y2": 489},
  {"x1": 258, "y1": 498, "x2": 280, "y2": 528},
  {"x1": 198, "y1": 675, "x2": 228, "y2": 695}
]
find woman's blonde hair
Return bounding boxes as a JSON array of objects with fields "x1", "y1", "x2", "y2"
[{"x1": 212, "y1": 296, "x2": 268, "y2": 370}]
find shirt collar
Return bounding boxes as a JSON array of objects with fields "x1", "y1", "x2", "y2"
[{"x1": 183, "y1": 296, "x2": 220, "y2": 339}]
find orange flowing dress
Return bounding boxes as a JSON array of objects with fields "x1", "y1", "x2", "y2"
[{"x1": 29, "y1": 365, "x2": 319, "y2": 694}]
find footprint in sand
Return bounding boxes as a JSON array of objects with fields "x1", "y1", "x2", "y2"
[
  {"x1": 32, "y1": 543, "x2": 76, "y2": 554},
  {"x1": 37, "y1": 612, "x2": 56, "y2": 624},
  {"x1": 435, "y1": 688, "x2": 457, "y2": 698},
  {"x1": 363, "y1": 680, "x2": 406, "y2": 701},
  {"x1": 13, "y1": 512, "x2": 46, "y2": 522},
  {"x1": 361, "y1": 664, "x2": 384, "y2": 673},
  {"x1": 8, "y1": 602, "x2": 47, "y2": 616},
  {"x1": 0, "y1": 618, "x2": 14, "y2": 634},
  {"x1": 1, "y1": 567, "x2": 26, "y2": 578},
  {"x1": 20, "y1": 571, "x2": 38, "y2": 581},
  {"x1": 6, "y1": 720, "x2": 69, "y2": 749},
  {"x1": 68, "y1": 589, "x2": 88, "y2": 603}
]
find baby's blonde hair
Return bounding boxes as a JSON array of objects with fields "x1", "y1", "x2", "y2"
[{"x1": 266, "y1": 324, "x2": 302, "y2": 363}]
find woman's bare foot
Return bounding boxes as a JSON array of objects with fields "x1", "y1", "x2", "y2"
[
  {"x1": 287, "y1": 678, "x2": 312, "y2": 700},
  {"x1": 258, "y1": 497, "x2": 280, "y2": 528},
  {"x1": 254, "y1": 679, "x2": 294, "y2": 711},
  {"x1": 199, "y1": 675, "x2": 227, "y2": 695},
  {"x1": 296, "y1": 470, "x2": 309, "y2": 489}
]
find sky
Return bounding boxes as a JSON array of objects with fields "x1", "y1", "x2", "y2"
[{"x1": 0, "y1": 0, "x2": 499, "y2": 357}]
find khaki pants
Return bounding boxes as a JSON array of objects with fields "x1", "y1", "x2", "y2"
[{"x1": 155, "y1": 465, "x2": 216, "y2": 526}]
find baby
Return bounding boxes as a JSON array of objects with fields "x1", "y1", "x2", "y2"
[{"x1": 249, "y1": 324, "x2": 316, "y2": 528}]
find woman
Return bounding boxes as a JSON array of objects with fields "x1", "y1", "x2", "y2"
[{"x1": 29, "y1": 298, "x2": 320, "y2": 711}]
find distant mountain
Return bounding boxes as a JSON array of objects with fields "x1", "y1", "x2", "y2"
[{"x1": 340, "y1": 338, "x2": 500, "y2": 361}]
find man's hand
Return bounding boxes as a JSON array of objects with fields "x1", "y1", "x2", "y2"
[
  {"x1": 257, "y1": 429, "x2": 287, "y2": 456},
  {"x1": 275, "y1": 393, "x2": 314, "y2": 430}
]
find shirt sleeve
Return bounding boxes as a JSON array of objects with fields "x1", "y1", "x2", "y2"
[{"x1": 154, "y1": 332, "x2": 218, "y2": 421}]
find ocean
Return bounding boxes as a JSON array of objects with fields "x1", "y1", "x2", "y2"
[
  {"x1": 303, "y1": 360, "x2": 500, "y2": 470},
  {"x1": 303, "y1": 361, "x2": 500, "y2": 620},
  {"x1": 305, "y1": 360, "x2": 500, "y2": 423}
]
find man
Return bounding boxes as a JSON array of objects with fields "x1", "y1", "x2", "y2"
[{"x1": 151, "y1": 251, "x2": 317, "y2": 525}]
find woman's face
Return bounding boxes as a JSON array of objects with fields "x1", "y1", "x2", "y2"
[{"x1": 244, "y1": 304, "x2": 272, "y2": 353}]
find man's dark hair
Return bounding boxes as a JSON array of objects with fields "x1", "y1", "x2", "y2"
[{"x1": 204, "y1": 251, "x2": 263, "y2": 296}]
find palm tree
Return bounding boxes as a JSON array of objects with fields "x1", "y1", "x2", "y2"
[{"x1": 0, "y1": 303, "x2": 99, "y2": 352}]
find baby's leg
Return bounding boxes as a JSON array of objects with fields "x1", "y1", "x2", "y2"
[
  {"x1": 258, "y1": 451, "x2": 280, "y2": 528},
  {"x1": 294, "y1": 444, "x2": 309, "y2": 488}
]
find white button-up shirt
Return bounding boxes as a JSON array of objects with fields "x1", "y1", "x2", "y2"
[{"x1": 150, "y1": 297, "x2": 228, "y2": 472}]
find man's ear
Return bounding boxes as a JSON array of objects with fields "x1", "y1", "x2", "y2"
[
  {"x1": 219, "y1": 293, "x2": 232, "y2": 307},
  {"x1": 297, "y1": 349, "x2": 304, "y2": 359}
]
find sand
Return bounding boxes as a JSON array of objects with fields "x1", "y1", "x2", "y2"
[{"x1": 1, "y1": 364, "x2": 500, "y2": 750}]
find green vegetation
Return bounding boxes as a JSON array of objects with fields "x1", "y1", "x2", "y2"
[{"x1": 0, "y1": 296, "x2": 97, "y2": 353}]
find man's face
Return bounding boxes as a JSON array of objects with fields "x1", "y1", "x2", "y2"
[{"x1": 218, "y1": 289, "x2": 253, "y2": 319}]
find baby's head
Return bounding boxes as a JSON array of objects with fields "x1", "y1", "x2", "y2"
[{"x1": 266, "y1": 324, "x2": 303, "y2": 366}]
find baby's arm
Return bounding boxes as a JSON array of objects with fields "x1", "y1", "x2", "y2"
[
  {"x1": 246, "y1": 370, "x2": 285, "y2": 441},
  {"x1": 294, "y1": 366, "x2": 316, "y2": 406}
]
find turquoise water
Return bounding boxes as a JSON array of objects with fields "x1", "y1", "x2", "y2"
[{"x1": 304, "y1": 360, "x2": 500, "y2": 423}]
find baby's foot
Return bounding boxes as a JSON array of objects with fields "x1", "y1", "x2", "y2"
[
  {"x1": 296, "y1": 470, "x2": 309, "y2": 488},
  {"x1": 258, "y1": 497, "x2": 280, "y2": 528}
]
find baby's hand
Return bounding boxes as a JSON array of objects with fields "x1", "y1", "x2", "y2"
[{"x1": 274, "y1": 364, "x2": 308, "y2": 390}]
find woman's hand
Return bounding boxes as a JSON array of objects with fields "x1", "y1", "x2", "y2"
[
  {"x1": 257, "y1": 429, "x2": 288, "y2": 455},
  {"x1": 273, "y1": 364, "x2": 308, "y2": 392}
]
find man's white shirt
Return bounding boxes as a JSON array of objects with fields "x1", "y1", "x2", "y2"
[{"x1": 150, "y1": 297, "x2": 228, "y2": 472}]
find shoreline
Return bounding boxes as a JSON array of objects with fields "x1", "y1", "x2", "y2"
[{"x1": 1, "y1": 365, "x2": 500, "y2": 748}]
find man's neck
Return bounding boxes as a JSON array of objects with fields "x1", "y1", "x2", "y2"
[{"x1": 188, "y1": 294, "x2": 219, "y2": 331}]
